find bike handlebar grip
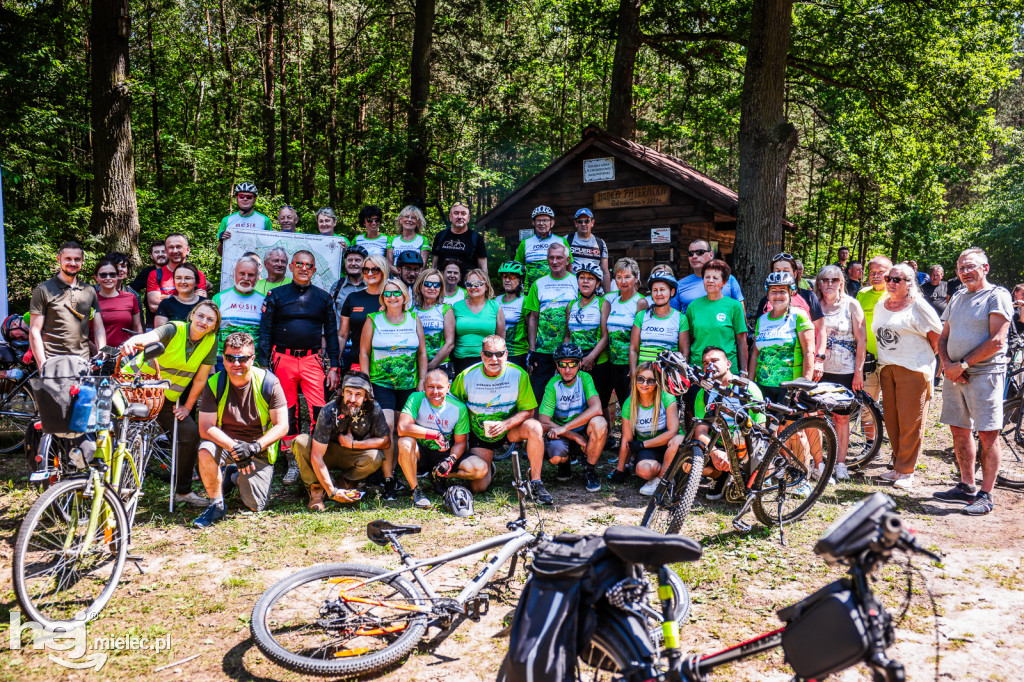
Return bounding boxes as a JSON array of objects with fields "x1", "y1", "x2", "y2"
[{"x1": 880, "y1": 513, "x2": 903, "y2": 545}]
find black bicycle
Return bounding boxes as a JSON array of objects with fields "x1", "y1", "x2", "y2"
[{"x1": 506, "y1": 492, "x2": 940, "y2": 681}]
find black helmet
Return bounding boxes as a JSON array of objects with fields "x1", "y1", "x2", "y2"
[
  {"x1": 655, "y1": 351, "x2": 692, "y2": 396},
  {"x1": 344, "y1": 244, "x2": 369, "y2": 258},
  {"x1": 764, "y1": 271, "x2": 797, "y2": 292},
  {"x1": 647, "y1": 271, "x2": 677, "y2": 292},
  {"x1": 233, "y1": 181, "x2": 258, "y2": 196},
  {"x1": 1, "y1": 314, "x2": 28, "y2": 350},
  {"x1": 442, "y1": 484, "x2": 474, "y2": 517},
  {"x1": 396, "y1": 250, "x2": 423, "y2": 267},
  {"x1": 575, "y1": 262, "x2": 601, "y2": 281},
  {"x1": 553, "y1": 342, "x2": 584, "y2": 361}
]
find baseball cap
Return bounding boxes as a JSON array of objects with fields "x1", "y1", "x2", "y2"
[{"x1": 574, "y1": 208, "x2": 594, "y2": 219}]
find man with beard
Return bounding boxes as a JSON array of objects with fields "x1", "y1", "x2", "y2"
[
  {"x1": 292, "y1": 372, "x2": 390, "y2": 510},
  {"x1": 255, "y1": 247, "x2": 291, "y2": 295},
  {"x1": 29, "y1": 241, "x2": 105, "y2": 366},
  {"x1": 146, "y1": 233, "x2": 209, "y2": 315},
  {"x1": 129, "y1": 240, "x2": 167, "y2": 328},
  {"x1": 330, "y1": 244, "x2": 368, "y2": 325},
  {"x1": 515, "y1": 205, "x2": 572, "y2": 289},
  {"x1": 396, "y1": 250, "x2": 424, "y2": 287},
  {"x1": 431, "y1": 202, "x2": 488, "y2": 278},
  {"x1": 212, "y1": 257, "x2": 265, "y2": 362}
]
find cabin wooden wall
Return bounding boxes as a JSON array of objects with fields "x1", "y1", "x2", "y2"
[{"x1": 486, "y1": 149, "x2": 737, "y2": 279}]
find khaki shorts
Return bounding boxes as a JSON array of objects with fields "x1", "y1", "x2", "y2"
[
  {"x1": 939, "y1": 372, "x2": 1004, "y2": 432},
  {"x1": 199, "y1": 441, "x2": 274, "y2": 511}
]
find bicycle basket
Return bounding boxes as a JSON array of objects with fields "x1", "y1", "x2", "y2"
[
  {"x1": 113, "y1": 348, "x2": 165, "y2": 420},
  {"x1": 797, "y1": 382, "x2": 857, "y2": 415}
]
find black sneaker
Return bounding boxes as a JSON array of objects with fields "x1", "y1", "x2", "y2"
[
  {"x1": 222, "y1": 465, "x2": 238, "y2": 500},
  {"x1": 557, "y1": 460, "x2": 572, "y2": 482},
  {"x1": 932, "y1": 482, "x2": 977, "y2": 503},
  {"x1": 607, "y1": 469, "x2": 627, "y2": 485},
  {"x1": 962, "y1": 491, "x2": 994, "y2": 515},
  {"x1": 605, "y1": 435, "x2": 619, "y2": 452},
  {"x1": 530, "y1": 480, "x2": 553, "y2": 505},
  {"x1": 382, "y1": 477, "x2": 398, "y2": 501},
  {"x1": 706, "y1": 474, "x2": 730, "y2": 501},
  {"x1": 193, "y1": 501, "x2": 226, "y2": 528},
  {"x1": 584, "y1": 467, "x2": 601, "y2": 493},
  {"x1": 411, "y1": 487, "x2": 431, "y2": 509}
]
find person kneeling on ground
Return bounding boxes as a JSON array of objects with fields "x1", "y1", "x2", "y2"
[
  {"x1": 396, "y1": 368, "x2": 472, "y2": 509},
  {"x1": 293, "y1": 372, "x2": 390, "y2": 510},
  {"x1": 449, "y1": 335, "x2": 550, "y2": 504},
  {"x1": 537, "y1": 342, "x2": 607, "y2": 493},
  {"x1": 194, "y1": 332, "x2": 289, "y2": 527},
  {"x1": 608, "y1": 361, "x2": 684, "y2": 495},
  {"x1": 692, "y1": 346, "x2": 765, "y2": 501}
]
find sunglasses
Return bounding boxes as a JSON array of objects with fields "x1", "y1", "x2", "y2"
[
  {"x1": 362, "y1": 267, "x2": 382, "y2": 275},
  {"x1": 575, "y1": 217, "x2": 593, "y2": 223},
  {"x1": 422, "y1": 281, "x2": 442, "y2": 289},
  {"x1": 293, "y1": 262, "x2": 315, "y2": 269},
  {"x1": 236, "y1": 193, "x2": 255, "y2": 200},
  {"x1": 557, "y1": 360, "x2": 580, "y2": 368},
  {"x1": 382, "y1": 290, "x2": 403, "y2": 298},
  {"x1": 365, "y1": 217, "x2": 382, "y2": 224},
  {"x1": 466, "y1": 281, "x2": 486, "y2": 289},
  {"x1": 224, "y1": 354, "x2": 254, "y2": 364},
  {"x1": 636, "y1": 376, "x2": 658, "y2": 386},
  {"x1": 97, "y1": 272, "x2": 118, "y2": 279},
  {"x1": 771, "y1": 252, "x2": 795, "y2": 262},
  {"x1": 688, "y1": 249, "x2": 709, "y2": 257},
  {"x1": 482, "y1": 350, "x2": 506, "y2": 358},
  {"x1": 884, "y1": 276, "x2": 908, "y2": 283},
  {"x1": 820, "y1": 277, "x2": 842, "y2": 284}
]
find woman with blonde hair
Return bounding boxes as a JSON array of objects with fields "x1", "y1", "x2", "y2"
[
  {"x1": 412, "y1": 268, "x2": 455, "y2": 373},
  {"x1": 338, "y1": 253, "x2": 389, "y2": 371},
  {"x1": 452, "y1": 268, "x2": 505, "y2": 375},
  {"x1": 387, "y1": 205, "x2": 429, "y2": 273}
]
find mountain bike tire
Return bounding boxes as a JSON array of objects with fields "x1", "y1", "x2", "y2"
[
  {"x1": 997, "y1": 398, "x2": 1024, "y2": 488},
  {"x1": 845, "y1": 396, "x2": 884, "y2": 471},
  {"x1": 0, "y1": 381, "x2": 36, "y2": 454},
  {"x1": 12, "y1": 477, "x2": 129, "y2": 629},
  {"x1": 752, "y1": 416, "x2": 837, "y2": 526},
  {"x1": 577, "y1": 609, "x2": 663, "y2": 681},
  {"x1": 251, "y1": 562, "x2": 429, "y2": 677},
  {"x1": 640, "y1": 443, "x2": 705, "y2": 535}
]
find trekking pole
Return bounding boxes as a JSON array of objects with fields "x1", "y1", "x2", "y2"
[{"x1": 169, "y1": 398, "x2": 180, "y2": 513}]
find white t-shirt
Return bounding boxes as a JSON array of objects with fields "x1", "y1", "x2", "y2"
[{"x1": 872, "y1": 297, "x2": 942, "y2": 376}]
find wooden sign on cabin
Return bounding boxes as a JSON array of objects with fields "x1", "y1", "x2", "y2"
[{"x1": 594, "y1": 185, "x2": 671, "y2": 209}]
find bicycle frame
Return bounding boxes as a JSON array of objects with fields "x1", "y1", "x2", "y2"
[{"x1": 0, "y1": 368, "x2": 37, "y2": 419}]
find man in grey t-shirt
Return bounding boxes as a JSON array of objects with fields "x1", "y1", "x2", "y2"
[
  {"x1": 568, "y1": 208, "x2": 611, "y2": 292},
  {"x1": 935, "y1": 247, "x2": 1013, "y2": 515}
]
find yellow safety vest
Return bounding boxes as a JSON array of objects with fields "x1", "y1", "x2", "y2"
[
  {"x1": 206, "y1": 367, "x2": 280, "y2": 464},
  {"x1": 125, "y1": 321, "x2": 216, "y2": 402}
]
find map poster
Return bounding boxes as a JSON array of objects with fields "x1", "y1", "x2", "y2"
[{"x1": 220, "y1": 229, "x2": 347, "y2": 293}]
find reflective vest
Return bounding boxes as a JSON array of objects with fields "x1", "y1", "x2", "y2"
[
  {"x1": 206, "y1": 366, "x2": 280, "y2": 464},
  {"x1": 125, "y1": 321, "x2": 216, "y2": 402}
]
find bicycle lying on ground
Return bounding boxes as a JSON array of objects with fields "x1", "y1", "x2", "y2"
[
  {"x1": 640, "y1": 352, "x2": 838, "y2": 540},
  {"x1": 504, "y1": 491, "x2": 940, "y2": 681},
  {"x1": 12, "y1": 343, "x2": 170, "y2": 628}
]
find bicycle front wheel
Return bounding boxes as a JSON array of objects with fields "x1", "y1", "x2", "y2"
[
  {"x1": 752, "y1": 416, "x2": 837, "y2": 526},
  {"x1": 12, "y1": 477, "x2": 129, "y2": 629},
  {"x1": 997, "y1": 399, "x2": 1024, "y2": 488},
  {"x1": 845, "y1": 397, "x2": 883, "y2": 471},
  {"x1": 640, "y1": 443, "x2": 705, "y2": 535},
  {"x1": 0, "y1": 382, "x2": 36, "y2": 453},
  {"x1": 251, "y1": 562, "x2": 429, "y2": 677}
]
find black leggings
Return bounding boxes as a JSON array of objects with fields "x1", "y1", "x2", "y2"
[{"x1": 156, "y1": 399, "x2": 200, "y2": 496}]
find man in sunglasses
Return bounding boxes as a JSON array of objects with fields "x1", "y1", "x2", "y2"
[
  {"x1": 258, "y1": 250, "x2": 341, "y2": 457},
  {"x1": 537, "y1": 343, "x2": 607, "y2": 493},
  {"x1": 217, "y1": 182, "x2": 272, "y2": 255},
  {"x1": 671, "y1": 239, "x2": 745, "y2": 314},
  {"x1": 567, "y1": 208, "x2": 611, "y2": 292},
  {"x1": 193, "y1": 333, "x2": 289, "y2": 527},
  {"x1": 450, "y1": 335, "x2": 550, "y2": 504}
]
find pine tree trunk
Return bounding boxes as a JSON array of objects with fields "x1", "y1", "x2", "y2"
[
  {"x1": 733, "y1": 0, "x2": 798, "y2": 304},
  {"x1": 403, "y1": 0, "x2": 435, "y2": 203},
  {"x1": 606, "y1": 0, "x2": 642, "y2": 140},
  {"x1": 145, "y1": 0, "x2": 163, "y2": 189},
  {"x1": 277, "y1": 0, "x2": 288, "y2": 203},
  {"x1": 260, "y1": 14, "x2": 276, "y2": 194},
  {"x1": 327, "y1": 0, "x2": 338, "y2": 208},
  {"x1": 88, "y1": 0, "x2": 141, "y2": 265}
]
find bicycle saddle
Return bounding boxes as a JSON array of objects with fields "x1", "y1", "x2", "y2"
[
  {"x1": 126, "y1": 403, "x2": 152, "y2": 419},
  {"x1": 779, "y1": 377, "x2": 817, "y2": 391},
  {"x1": 603, "y1": 526, "x2": 702, "y2": 566},
  {"x1": 367, "y1": 519, "x2": 422, "y2": 546}
]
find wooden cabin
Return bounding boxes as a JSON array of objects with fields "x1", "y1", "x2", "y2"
[{"x1": 477, "y1": 126, "x2": 784, "y2": 279}]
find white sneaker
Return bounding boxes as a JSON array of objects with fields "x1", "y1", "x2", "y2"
[
  {"x1": 810, "y1": 463, "x2": 835, "y2": 484},
  {"x1": 175, "y1": 491, "x2": 211, "y2": 507},
  {"x1": 834, "y1": 463, "x2": 850, "y2": 481},
  {"x1": 791, "y1": 481, "x2": 813, "y2": 499},
  {"x1": 639, "y1": 477, "x2": 662, "y2": 496},
  {"x1": 877, "y1": 469, "x2": 899, "y2": 482},
  {"x1": 892, "y1": 473, "x2": 915, "y2": 489}
]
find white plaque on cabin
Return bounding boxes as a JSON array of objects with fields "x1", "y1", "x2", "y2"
[
  {"x1": 651, "y1": 227, "x2": 671, "y2": 244},
  {"x1": 519, "y1": 229, "x2": 534, "y2": 242},
  {"x1": 583, "y1": 157, "x2": 615, "y2": 183}
]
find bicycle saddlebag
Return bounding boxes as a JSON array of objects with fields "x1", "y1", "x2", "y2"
[
  {"x1": 778, "y1": 579, "x2": 872, "y2": 679},
  {"x1": 500, "y1": 534, "x2": 626, "y2": 682},
  {"x1": 796, "y1": 382, "x2": 858, "y2": 416}
]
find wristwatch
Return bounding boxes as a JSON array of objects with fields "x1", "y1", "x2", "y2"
[
  {"x1": 815, "y1": 354, "x2": 826, "y2": 361},
  {"x1": 960, "y1": 360, "x2": 970, "y2": 371}
]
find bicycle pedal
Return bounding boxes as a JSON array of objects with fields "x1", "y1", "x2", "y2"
[
  {"x1": 465, "y1": 595, "x2": 490, "y2": 621},
  {"x1": 732, "y1": 519, "x2": 752, "y2": 533},
  {"x1": 126, "y1": 555, "x2": 146, "y2": 574}
]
